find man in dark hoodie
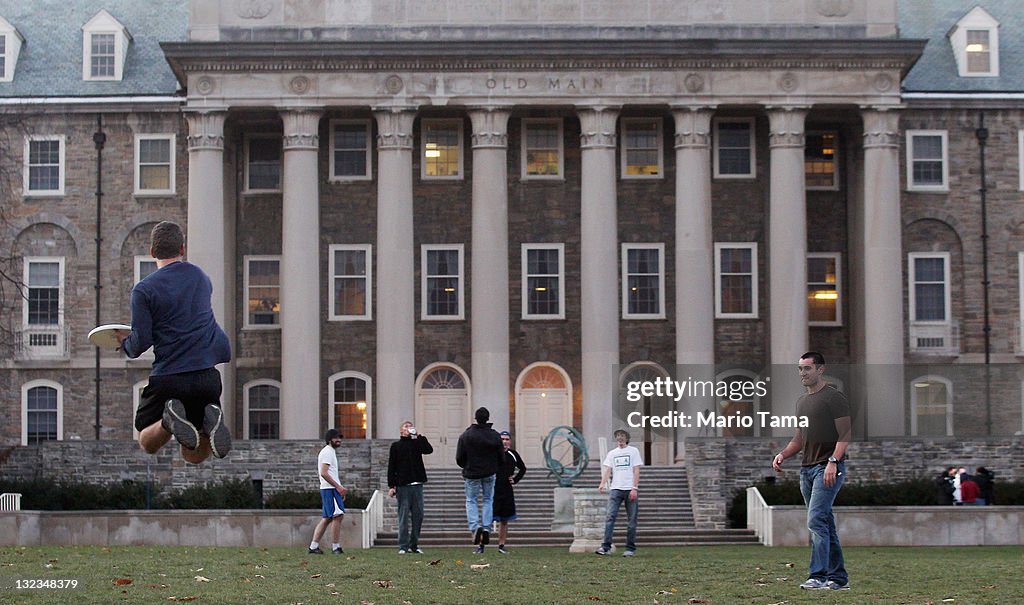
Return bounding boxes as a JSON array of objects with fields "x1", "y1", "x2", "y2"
[
  {"x1": 387, "y1": 420, "x2": 433, "y2": 554},
  {"x1": 456, "y1": 406, "x2": 504, "y2": 553}
]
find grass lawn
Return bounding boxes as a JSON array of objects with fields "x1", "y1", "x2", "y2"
[{"x1": 0, "y1": 545, "x2": 1020, "y2": 605}]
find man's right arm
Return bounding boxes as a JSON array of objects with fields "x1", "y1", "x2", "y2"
[
  {"x1": 122, "y1": 287, "x2": 153, "y2": 359},
  {"x1": 772, "y1": 428, "x2": 804, "y2": 471}
]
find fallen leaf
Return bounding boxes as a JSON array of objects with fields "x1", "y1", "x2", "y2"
[
  {"x1": 255, "y1": 574, "x2": 265, "y2": 579},
  {"x1": 455, "y1": 560, "x2": 463, "y2": 565},
  {"x1": 372, "y1": 579, "x2": 394, "y2": 589},
  {"x1": 113, "y1": 578, "x2": 133, "y2": 586},
  {"x1": 981, "y1": 585, "x2": 997, "y2": 590},
  {"x1": 767, "y1": 601, "x2": 789, "y2": 605},
  {"x1": 191, "y1": 568, "x2": 204, "y2": 572},
  {"x1": 429, "y1": 559, "x2": 442, "y2": 566},
  {"x1": 587, "y1": 598, "x2": 602, "y2": 602},
  {"x1": 178, "y1": 598, "x2": 197, "y2": 603},
  {"x1": 309, "y1": 573, "x2": 322, "y2": 579},
  {"x1": 470, "y1": 563, "x2": 490, "y2": 570},
  {"x1": 688, "y1": 599, "x2": 710, "y2": 604},
  {"x1": 785, "y1": 562, "x2": 795, "y2": 568},
  {"x1": 942, "y1": 600, "x2": 956, "y2": 603},
  {"x1": 325, "y1": 583, "x2": 336, "y2": 587},
  {"x1": 194, "y1": 575, "x2": 211, "y2": 582}
]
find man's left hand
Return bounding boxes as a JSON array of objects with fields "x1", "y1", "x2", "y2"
[{"x1": 823, "y1": 463, "x2": 838, "y2": 488}]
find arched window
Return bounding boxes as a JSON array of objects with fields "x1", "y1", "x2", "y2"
[
  {"x1": 22, "y1": 379, "x2": 62, "y2": 445},
  {"x1": 244, "y1": 380, "x2": 281, "y2": 440},
  {"x1": 911, "y1": 375, "x2": 953, "y2": 436},
  {"x1": 329, "y1": 371, "x2": 371, "y2": 439}
]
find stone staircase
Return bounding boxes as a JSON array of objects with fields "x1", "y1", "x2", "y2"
[{"x1": 375, "y1": 465, "x2": 758, "y2": 548}]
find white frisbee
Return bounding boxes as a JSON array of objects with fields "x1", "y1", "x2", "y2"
[{"x1": 88, "y1": 323, "x2": 131, "y2": 350}]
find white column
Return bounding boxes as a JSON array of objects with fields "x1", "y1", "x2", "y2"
[
  {"x1": 767, "y1": 107, "x2": 809, "y2": 366},
  {"x1": 469, "y1": 108, "x2": 512, "y2": 430},
  {"x1": 672, "y1": 106, "x2": 715, "y2": 460},
  {"x1": 280, "y1": 109, "x2": 323, "y2": 439},
  {"x1": 577, "y1": 106, "x2": 619, "y2": 455},
  {"x1": 862, "y1": 108, "x2": 905, "y2": 436},
  {"x1": 185, "y1": 110, "x2": 234, "y2": 426},
  {"x1": 374, "y1": 108, "x2": 417, "y2": 439}
]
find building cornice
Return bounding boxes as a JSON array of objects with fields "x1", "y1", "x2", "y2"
[{"x1": 162, "y1": 38, "x2": 926, "y2": 85}]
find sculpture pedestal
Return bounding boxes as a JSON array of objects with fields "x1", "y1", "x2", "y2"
[{"x1": 552, "y1": 487, "x2": 574, "y2": 532}]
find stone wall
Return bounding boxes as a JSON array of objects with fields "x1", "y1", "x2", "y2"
[
  {"x1": 0, "y1": 439, "x2": 394, "y2": 497},
  {"x1": 684, "y1": 436, "x2": 1024, "y2": 529}
]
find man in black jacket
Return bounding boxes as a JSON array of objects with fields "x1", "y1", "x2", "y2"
[
  {"x1": 387, "y1": 420, "x2": 433, "y2": 554},
  {"x1": 456, "y1": 407, "x2": 504, "y2": 553}
]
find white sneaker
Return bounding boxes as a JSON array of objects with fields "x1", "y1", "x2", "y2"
[
  {"x1": 826, "y1": 580, "x2": 850, "y2": 590},
  {"x1": 397, "y1": 549, "x2": 407, "y2": 554},
  {"x1": 799, "y1": 578, "x2": 829, "y2": 590}
]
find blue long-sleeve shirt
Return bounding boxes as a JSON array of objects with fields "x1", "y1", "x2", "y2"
[{"x1": 123, "y1": 261, "x2": 231, "y2": 376}]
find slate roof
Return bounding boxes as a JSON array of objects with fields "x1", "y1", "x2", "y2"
[
  {"x1": 0, "y1": 0, "x2": 186, "y2": 97},
  {"x1": 900, "y1": 0, "x2": 1024, "y2": 93}
]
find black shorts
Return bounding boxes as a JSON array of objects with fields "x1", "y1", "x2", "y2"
[{"x1": 135, "y1": 368, "x2": 222, "y2": 432}]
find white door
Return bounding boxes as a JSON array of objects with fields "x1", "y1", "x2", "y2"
[
  {"x1": 515, "y1": 364, "x2": 572, "y2": 467},
  {"x1": 416, "y1": 365, "x2": 471, "y2": 468}
]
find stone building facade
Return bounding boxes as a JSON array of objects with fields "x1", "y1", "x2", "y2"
[{"x1": 2, "y1": 1, "x2": 1023, "y2": 500}]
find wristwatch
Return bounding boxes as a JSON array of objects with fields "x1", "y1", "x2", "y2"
[{"x1": 827, "y1": 456, "x2": 839, "y2": 464}]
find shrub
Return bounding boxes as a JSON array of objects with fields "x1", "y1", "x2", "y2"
[
  {"x1": 0, "y1": 479, "x2": 156, "y2": 511},
  {"x1": 264, "y1": 489, "x2": 371, "y2": 510},
  {"x1": 161, "y1": 478, "x2": 261, "y2": 509},
  {"x1": 727, "y1": 477, "x2": 1024, "y2": 528}
]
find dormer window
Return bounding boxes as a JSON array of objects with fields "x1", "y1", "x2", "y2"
[
  {"x1": 82, "y1": 10, "x2": 131, "y2": 81},
  {"x1": 948, "y1": 6, "x2": 999, "y2": 77},
  {"x1": 0, "y1": 16, "x2": 24, "y2": 82}
]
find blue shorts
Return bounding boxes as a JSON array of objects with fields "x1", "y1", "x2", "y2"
[{"x1": 320, "y1": 488, "x2": 345, "y2": 519}]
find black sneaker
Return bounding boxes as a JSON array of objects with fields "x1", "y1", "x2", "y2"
[
  {"x1": 481, "y1": 529, "x2": 490, "y2": 545},
  {"x1": 473, "y1": 545, "x2": 484, "y2": 554},
  {"x1": 411, "y1": 547, "x2": 424, "y2": 554},
  {"x1": 162, "y1": 399, "x2": 199, "y2": 450},
  {"x1": 497, "y1": 545, "x2": 509, "y2": 555},
  {"x1": 308, "y1": 547, "x2": 323, "y2": 555},
  {"x1": 595, "y1": 547, "x2": 611, "y2": 555},
  {"x1": 332, "y1": 547, "x2": 344, "y2": 554},
  {"x1": 203, "y1": 404, "x2": 232, "y2": 458}
]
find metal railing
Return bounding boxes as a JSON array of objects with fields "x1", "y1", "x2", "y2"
[
  {"x1": 0, "y1": 493, "x2": 22, "y2": 512},
  {"x1": 14, "y1": 325, "x2": 70, "y2": 360}
]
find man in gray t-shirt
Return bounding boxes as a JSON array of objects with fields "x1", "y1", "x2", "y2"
[{"x1": 771, "y1": 352, "x2": 852, "y2": 592}]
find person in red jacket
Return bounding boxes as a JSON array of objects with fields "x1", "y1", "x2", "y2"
[{"x1": 958, "y1": 471, "x2": 980, "y2": 505}]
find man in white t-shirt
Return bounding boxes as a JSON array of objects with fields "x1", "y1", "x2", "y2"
[
  {"x1": 308, "y1": 429, "x2": 347, "y2": 555},
  {"x1": 595, "y1": 429, "x2": 642, "y2": 556}
]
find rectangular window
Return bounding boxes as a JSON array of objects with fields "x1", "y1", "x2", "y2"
[
  {"x1": 134, "y1": 256, "x2": 157, "y2": 284},
  {"x1": 244, "y1": 256, "x2": 281, "y2": 328},
  {"x1": 422, "y1": 119, "x2": 463, "y2": 179},
  {"x1": 135, "y1": 135, "x2": 175, "y2": 194},
  {"x1": 333, "y1": 375, "x2": 368, "y2": 440},
  {"x1": 24, "y1": 136, "x2": 64, "y2": 195},
  {"x1": 26, "y1": 385, "x2": 59, "y2": 444},
  {"x1": 245, "y1": 134, "x2": 281, "y2": 191},
  {"x1": 714, "y1": 118, "x2": 755, "y2": 178},
  {"x1": 621, "y1": 243, "x2": 665, "y2": 319},
  {"x1": 25, "y1": 258, "x2": 62, "y2": 327},
  {"x1": 329, "y1": 244, "x2": 372, "y2": 320},
  {"x1": 90, "y1": 33, "x2": 115, "y2": 78},
  {"x1": 421, "y1": 244, "x2": 464, "y2": 320},
  {"x1": 715, "y1": 243, "x2": 758, "y2": 318},
  {"x1": 805, "y1": 131, "x2": 839, "y2": 190},
  {"x1": 906, "y1": 131, "x2": 948, "y2": 191},
  {"x1": 966, "y1": 29, "x2": 991, "y2": 73},
  {"x1": 246, "y1": 383, "x2": 280, "y2": 440},
  {"x1": 522, "y1": 244, "x2": 565, "y2": 319},
  {"x1": 0, "y1": 34, "x2": 7, "y2": 80},
  {"x1": 621, "y1": 118, "x2": 663, "y2": 178},
  {"x1": 807, "y1": 252, "x2": 842, "y2": 326},
  {"x1": 521, "y1": 119, "x2": 563, "y2": 179},
  {"x1": 330, "y1": 119, "x2": 372, "y2": 180},
  {"x1": 909, "y1": 252, "x2": 950, "y2": 323}
]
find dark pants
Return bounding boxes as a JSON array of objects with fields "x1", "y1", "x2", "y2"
[
  {"x1": 135, "y1": 368, "x2": 222, "y2": 431},
  {"x1": 396, "y1": 484, "x2": 424, "y2": 550}
]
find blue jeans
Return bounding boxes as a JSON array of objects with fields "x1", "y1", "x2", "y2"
[
  {"x1": 464, "y1": 475, "x2": 496, "y2": 533},
  {"x1": 396, "y1": 484, "x2": 424, "y2": 550},
  {"x1": 601, "y1": 489, "x2": 638, "y2": 552},
  {"x1": 799, "y1": 462, "x2": 847, "y2": 584}
]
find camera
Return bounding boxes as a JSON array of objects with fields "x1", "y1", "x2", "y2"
[{"x1": 408, "y1": 427, "x2": 417, "y2": 435}]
